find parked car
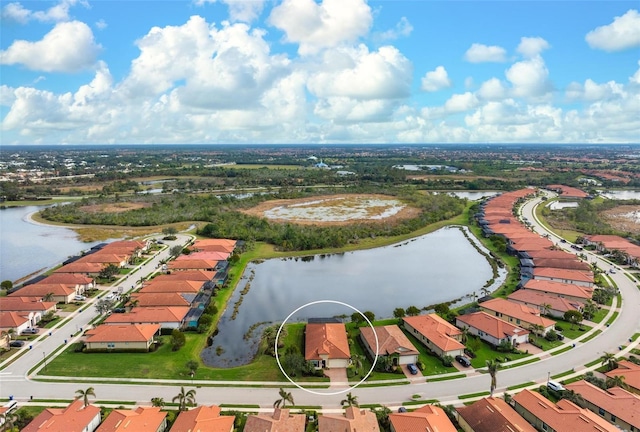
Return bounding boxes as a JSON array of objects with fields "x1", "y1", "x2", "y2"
[
  {"x1": 21, "y1": 328, "x2": 38, "y2": 335},
  {"x1": 455, "y1": 355, "x2": 472, "y2": 367},
  {"x1": 407, "y1": 363, "x2": 418, "y2": 375},
  {"x1": 398, "y1": 407, "x2": 407, "y2": 413},
  {"x1": 547, "y1": 380, "x2": 565, "y2": 392},
  {"x1": 9, "y1": 340, "x2": 25, "y2": 347},
  {"x1": 609, "y1": 268, "x2": 616, "y2": 274},
  {"x1": 557, "y1": 333, "x2": 565, "y2": 341},
  {"x1": 113, "y1": 308, "x2": 126, "y2": 313},
  {"x1": 74, "y1": 295, "x2": 86, "y2": 301}
]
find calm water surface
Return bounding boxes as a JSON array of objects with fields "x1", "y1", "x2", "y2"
[
  {"x1": 203, "y1": 227, "x2": 501, "y2": 367},
  {"x1": 0, "y1": 206, "x2": 102, "y2": 282},
  {"x1": 600, "y1": 190, "x2": 640, "y2": 200}
]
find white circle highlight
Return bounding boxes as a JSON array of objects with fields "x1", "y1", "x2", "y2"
[{"x1": 275, "y1": 300, "x2": 379, "y2": 396}]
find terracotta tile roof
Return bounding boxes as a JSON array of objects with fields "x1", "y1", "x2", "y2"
[
  {"x1": 41, "y1": 274, "x2": 94, "y2": 285},
  {"x1": 54, "y1": 262, "x2": 105, "y2": 274},
  {"x1": 154, "y1": 271, "x2": 215, "y2": 282},
  {"x1": 105, "y1": 240, "x2": 147, "y2": 249},
  {"x1": 389, "y1": 404, "x2": 457, "y2": 432},
  {"x1": 513, "y1": 389, "x2": 618, "y2": 432},
  {"x1": 508, "y1": 290, "x2": 584, "y2": 314},
  {"x1": 532, "y1": 258, "x2": 591, "y2": 271},
  {"x1": 130, "y1": 292, "x2": 191, "y2": 307},
  {"x1": 305, "y1": 323, "x2": 350, "y2": 361},
  {"x1": 85, "y1": 324, "x2": 159, "y2": 343},
  {"x1": 97, "y1": 406, "x2": 167, "y2": 432},
  {"x1": 244, "y1": 408, "x2": 306, "y2": 432},
  {"x1": 104, "y1": 307, "x2": 189, "y2": 325},
  {"x1": 565, "y1": 380, "x2": 640, "y2": 429},
  {"x1": 0, "y1": 296, "x2": 57, "y2": 312},
  {"x1": 140, "y1": 280, "x2": 204, "y2": 294},
  {"x1": 0, "y1": 311, "x2": 29, "y2": 328},
  {"x1": 193, "y1": 239, "x2": 236, "y2": 253},
  {"x1": 77, "y1": 253, "x2": 126, "y2": 264},
  {"x1": 22, "y1": 399, "x2": 101, "y2": 432},
  {"x1": 479, "y1": 298, "x2": 555, "y2": 328},
  {"x1": 533, "y1": 267, "x2": 594, "y2": 283},
  {"x1": 605, "y1": 360, "x2": 640, "y2": 393},
  {"x1": 170, "y1": 405, "x2": 235, "y2": 432},
  {"x1": 456, "y1": 397, "x2": 536, "y2": 432},
  {"x1": 457, "y1": 311, "x2": 529, "y2": 340},
  {"x1": 9, "y1": 283, "x2": 75, "y2": 297},
  {"x1": 585, "y1": 234, "x2": 631, "y2": 244},
  {"x1": 545, "y1": 185, "x2": 589, "y2": 198},
  {"x1": 168, "y1": 259, "x2": 218, "y2": 270},
  {"x1": 526, "y1": 249, "x2": 578, "y2": 260},
  {"x1": 181, "y1": 251, "x2": 230, "y2": 261},
  {"x1": 318, "y1": 406, "x2": 380, "y2": 432},
  {"x1": 402, "y1": 314, "x2": 465, "y2": 352},
  {"x1": 523, "y1": 279, "x2": 593, "y2": 300},
  {"x1": 360, "y1": 325, "x2": 419, "y2": 357}
]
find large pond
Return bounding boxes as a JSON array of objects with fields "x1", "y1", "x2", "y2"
[
  {"x1": 599, "y1": 190, "x2": 640, "y2": 200},
  {"x1": 0, "y1": 206, "x2": 103, "y2": 283},
  {"x1": 202, "y1": 226, "x2": 504, "y2": 367}
]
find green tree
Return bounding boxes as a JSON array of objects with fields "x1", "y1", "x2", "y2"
[
  {"x1": 98, "y1": 263, "x2": 120, "y2": 281},
  {"x1": 75, "y1": 387, "x2": 96, "y2": 407},
  {"x1": 605, "y1": 375, "x2": 627, "y2": 389},
  {"x1": 351, "y1": 354, "x2": 365, "y2": 377},
  {"x1": 186, "y1": 360, "x2": 199, "y2": 376},
  {"x1": 564, "y1": 310, "x2": 584, "y2": 330},
  {"x1": 273, "y1": 388, "x2": 294, "y2": 409},
  {"x1": 363, "y1": 311, "x2": 375, "y2": 323},
  {"x1": 486, "y1": 360, "x2": 500, "y2": 396},
  {"x1": 561, "y1": 389, "x2": 586, "y2": 408},
  {"x1": 373, "y1": 406, "x2": 392, "y2": 432},
  {"x1": 340, "y1": 392, "x2": 359, "y2": 407},
  {"x1": 434, "y1": 303, "x2": 450, "y2": 318},
  {"x1": 393, "y1": 308, "x2": 405, "y2": 318},
  {"x1": 406, "y1": 306, "x2": 420, "y2": 316},
  {"x1": 351, "y1": 312, "x2": 364, "y2": 325},
  {"x1": 171, "y1": 329, "x2": 186, "y2": 351},
  {"x1": 162, "y1": 227, "x2": 178, "y2": 236},
  {"x1": 600, "y1": 352, "x2": 618, "y2": 371},
  {"x1": 1, "y1": 280, "x2": 13, "y2": 291},
  {"x1": 42, "y1": 292, "x2": 55, "y2": 303},
  {"x1": 172, "y1": 387, "x2": 196, "y2": 411},
  {"x1": 151, "y1": 397, "x2": 165, "y2": 408},
  {"x1": 170, "y1": 245, "x2": 184, "y2": 257}
]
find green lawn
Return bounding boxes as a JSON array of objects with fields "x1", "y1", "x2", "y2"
[
  {"x1": 589, "y1": 308, "x2": 608, "y2": 324},
  {"x1": 554, "y1": 322, "x2": 593, "y2": 340},
  {"x1": 526, "y1": 336, "x2": 563, "y2": 351},
  {"x1": 468, "y1": 339, "x2": 529, "y2": 369},
  {"x1": 402, "y1": 331, "x2": 458, "y2": 376}
]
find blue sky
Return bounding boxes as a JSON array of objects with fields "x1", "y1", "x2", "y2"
[{"x1": 1, "y1": 0, "x2": 639, "y2": 144}]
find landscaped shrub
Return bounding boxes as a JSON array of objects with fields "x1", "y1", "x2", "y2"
[{"x1": 441, "y1": 355, "x2": 453, "y2": 367}]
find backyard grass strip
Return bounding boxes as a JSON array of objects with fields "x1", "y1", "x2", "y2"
[
  {"x1": 606, "y1": 312, "x2": 619, "y2": 326},
  {"x1": 507, "y1": 381, "x2": 536, "y2": 390},
  {"x1": 403, "y1": 399, "x2": 439, "y2": 406},
  {"x1": 459, "y1": 391, "x2": 491, "y2": 400},
  {"x1": 579, "y1": 329, "x2": 602, "y2": 343},
  {"x1": 427, "y1": 374, "x2": 465, "y2": 382},
  {"x1": 584, "y1": 358, "x2": 602, "y2": 368},
  {"x1": 551, "y1": 346, "x2": 574, "y2": 356},
  {"x1": 551, "y1": 370, "x2": 574, "y2": 380}
]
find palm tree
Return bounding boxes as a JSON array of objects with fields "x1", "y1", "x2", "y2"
[
  {"x1": 540, "y1": 303, "x2": 552, "y2": 316},
  {"x1": 340, "y1": 392, "x2": 359, "y2": 407},
  {"x1": 151, "y1": 397, "x2": 165, "y2": 408},
  {"x1": 600, "y1": 352, "x2": 618, "y2": 371},
  {"x1": 605, "y1": 375, "x2": 627, "y2": 390},
  {"x1": 460, "y1": 326, "x2": 470, "y2": 344},
  {"x1": 561, "y1": 389, "x2": 586, "y2": 408},
  {"x1": 75, "y1": 387, "x2": 96, "y2": 407},
  {"x1": 486, "y1": 360, "x2": 500, "y2": 396},
  {"x1": 43, "y1": 292, "x2": 55, "y2": 302},
  {"x1": 172, "y1": 386, "x2": 196, "y2": 411},
  {"x1": 273, "y1": 388, "x2": 294, "y2": 409},
  {"x1": 351, "y1": 354, "x2": 365, "y2": 376},
  {"x1": 530, "y1": 324, "x2": 545, "y2": 337}
]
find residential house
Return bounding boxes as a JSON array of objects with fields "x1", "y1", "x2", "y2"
[
  {"x1": 177, "y1": 251, "x2": 230, "y2": 261},
  {"x1": 154, "y1": 270, "x2": 215, "y2": 282},
  {"x1": 359, "y1": 325, "x2": 419, "y2": 366},
  {"x1": 170, "y1": 405, "x2": 234, "y2": 432},
  {"x1": 104, "y1": 307, "x2": 189, "y2": 329},
  {"x1": 512, "y1": 389, "x2": 618, "y2": 432},
  {"x1": 84, "y1": 324, "x2": 159, "y2": 352},
  {"x1": 402, "y1": 314, "x2": 465, "y2": 359},
  {"x1": 77, "y1": 253, "x2": 127, "y2": 267},
  {"x1": 523, "y1": 249, "x2": 581, "y2": 261},
  {"x1": 40, "y1": 273, "x2": 95, "y2": 291},
  {"x1": 531, "y1": 258, "x2": 591, "y2": 271},
  {"x1": 479, "y1": 298, "x2": 555, "y2": 335},
  {"x1": 130, "y1": 292, "x2": 192, "y2": 308},
  {"x1": 167, "y1": 259, "x2": 218, "y2": 272},
  {"x1": 545, "y1": 184, "x2": 590, "y2": 199},
  {"x1": 22, "y1": 399, "x2": 102, "y2": 432},
  {"x1": 533, "y1": 267, "x2": 594, "y2": 288},
  {"x1": 244, "y1": 408, "x2": 306, "y2": 432},
  {"x1": 53, "y1": 262, "x2": 105, "y2": 276},
  {"x1": 0, "y1": 311, "x2": 30, "y2": 335},
  {"x1": 305, "y1": 323, "x2": 350, "y2": 369},
  {"x1": 9, "y1": 283, "x2": 76, "y2": 304},
  {"x1": 456, "y1": 312, "x2": 529, "y2": 347},
  {"x1": 565, "y1": 380, "x2": 640, "y2": 431},
  {"x1": 584, "y1": 235, "x2": 640, "y2": 266},
  {"x1": 97, "y1": 407, "x2": 167, "y2": 432},
  {"x1": 508, "y1": 290, "x2": 584, "y2": 319},
  {"x1": 456, "y1": 397, "x2": 536, "y2": 432},
  {"x1": 0, "y1": 297, "x2": 56, "y2": 326},
  {"x1": 105, "y1": 240, "x2": 149, "y2": 253},
  {"x1": 605, "y1": 360, "x2": 640, "y2": 395},
  {"x1": 139, "y1": 280, "x2": 204, "y2": 294},
  {"x1": 192, "y1": 238, "x2": 236, "y2": 254},
  {"x1": 521, "y1": 279, "x2": 593, "y2": 303},
  {"x1": 318, "y1": 406, "x2": 380, "y2": 432},
  {"x1": 389, "y1": 404, "x2": 456, "y2": 432}
]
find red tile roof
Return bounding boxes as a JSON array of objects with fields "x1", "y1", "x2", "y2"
[
  {"x1": 479, "y1": 298, "x2": 555, "y2": 328},
  {"x1": 456, "y1": 397, "x2": 536, "y2": 432},
  {"x1": 532, "y1": 258, "x2": 591, "y2": 271},
  {"x1": 77, "y1": 253, "x2": 126, "y2": 264},
  {"x1": 40, "y1": 274, "x2": 94, "y2": 285},
  {"x1": 244, "y1": 409, "x2": 306, "y2": 432},
  {"x1": 565, "y1": 380, "x2": 640, "y2": 429},
  {"x1": 522, "y1": 279, "x2": 593, "y2": 300},
  {"x1": 9, "y1": 283, "x2": 75, "y2": 297},
  {"x1": 605, "y1": 360, "x2": 640, "y2": 393},
  {"x1": 402, "y1": 314, "x2": 465, "y2": 352},
  {"x1": 526, "y1": 249, "x2": 578, "y2": 260},
  {"x1": 0, "y1": 297, "x2": 57, "y2": 312},
  {"x1": 457, "y1": 311, "x2": 529, "y2": 340},
  {"x1": 180, "y1": 251, "x2": 230, "y2": 261},
  {"x1": 305, "y1": 323, "x2": 350, "y2": 361},
  {"x1": 545, "y1": 185, "x2": 589, "y2": 198},
  {"x1": 318, "y1": 406, "x2": 380, "y2": 432},
  {"x1": 0, "y1": 311, "x2": 29, "y2": 328},
  {"x1": 54, "y1": 262, "x2": 105, "y2": 274},
  {"x1": 508, "y1": 290, "x2": 584, "y2": 314},
  {"x1": 389, "y1": 404, "x2": 457, "y2": 432},
  {"x1": 360, "y1": 325, "x2": 419, "y2": 357},
  {"x1": 170, "y1": 405, "x2": 235, "y2": 432},
  {"x1": 167, "y1": 259, "x2": 218, "y2": 270},
  {"x1": 22, "y1": 399, "x2": 101, "y2": 432},
  {"x1": 513, "y1": 389, "x2": 618, "y2": 431},
  {"x1": 140, "y1": 280, "x2": 203, "y2": 294},
  {"x1": 533, "y1": 267, "x2": 594, "y2": 283},
  {"x1": 85, "y1": 324, "x2": 159, "y2": 343},
  {"x1": 130, "y1": 292, "x2": 190, "y2": 307},
  {"x1": 155, "y1": 271, "x2": 215, "y2": 282},
  {"x1": 97, "y1": 406, "x2": 167, "y2": 432},
  {"x1": 104, "y1": 307, "x2": 189, "y2": 325}
]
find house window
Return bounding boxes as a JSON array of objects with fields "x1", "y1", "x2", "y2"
[
  {"x1": 610, "y1": 415, "x2": 616, "y2": 422},
  {"x1": 598, "y1": 408, "x2": 604, "y2": 416},
  {"x1": 516, "y1": 319, "x2": 521, "y2": 324},
  {"x1": 542, "y1": 423, "x2": 548, "y2": 431}
]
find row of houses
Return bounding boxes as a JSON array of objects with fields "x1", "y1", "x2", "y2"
[{"x1": 583, "y1": 234, "x2": 640, "y2": 267}]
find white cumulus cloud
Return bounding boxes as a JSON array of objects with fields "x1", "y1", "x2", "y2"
[
  {"x1": 268, "y1": 0, "x2": 372, "y2": 55},
  {"x1": 506, "y1": 56, "x2": 552, "y2": 99},
  {"x1": 464, "y1": 43, "x2": 506, "y2": 63},
  {"x1": 585, "y1": 9, "x2": 640, "y2": 52},
  {"x1": 517, "y1": 36, "x2": 550, "y2": 58},
  {"x1": 1, "y1": 0, "x2": 86, "y2": 23},
  {"x1": 421, "y1": 66, "x2": 452, "y2": 92},
  {"x1": 478, "y1": 78, "x2": 507, "y2": 100},
  {"x1": 376, "y1": 17, "x2": 413, "y2": 41},
  {"x1": 0, "y1": 21, "x2": 101, "y2": 72}
]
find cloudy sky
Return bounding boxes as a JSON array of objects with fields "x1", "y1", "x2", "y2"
[{"x1": 1, "y1": 0, "x2": 639, "y2": 145}]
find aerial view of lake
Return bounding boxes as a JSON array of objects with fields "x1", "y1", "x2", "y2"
[
  {"x1": 600, "y1": 190, "x2": 640, "y2": 200},
  {"x1": 0, "y1": 206, "x2": 103, "y2": 283},
  {"x1": 202, "y1": 226, "x2": 501, "y2": 367}
]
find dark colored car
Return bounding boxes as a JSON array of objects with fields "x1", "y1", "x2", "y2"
[
  {"x1": 9, "y1": 340, "x2": 25, "y2": 347},
  {"x1": 398, "y1": 407, "x2": 407, "y2": 413},
  {"x1": 557, "y1": 333, "x2": 565, "y2": 341},
  {"x1": 456, "y1": 355, "x2": 472, "y2": 367},
  {"x1": 407, "y1": 363, "x2": 419, "y2": 375},
  {"x1": 113, "y1": 308, "x2": 126, "y2": 313}
]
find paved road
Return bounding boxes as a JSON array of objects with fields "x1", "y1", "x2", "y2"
[{"x1": 1, "y1": 199, "x2": 638, "y2": 409}]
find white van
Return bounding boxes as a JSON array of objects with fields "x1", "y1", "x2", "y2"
[
  {"x1": 3, "y1": 400, "x2": 18, "y2": 413},
  {"x1": 547, "y1": 380, "x2": 565, "y2": 392}
]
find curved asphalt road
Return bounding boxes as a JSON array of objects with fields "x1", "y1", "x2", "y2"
[{"x1": 1, "y1": 197, "x2": 639, "y2": 409}]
